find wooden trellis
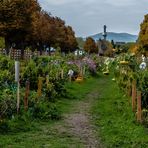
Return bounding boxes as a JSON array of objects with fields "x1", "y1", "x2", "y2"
[
  {"x1": 0, "y1": 48, "x2": 6, "y2": 55},
  {"x1": 24, "y1": 50, "x2": 32, "y2": 60},
  {"x1": 33, "y1": 51, "x2": 40, "y2": 57},
  {"x1": 10, "y1": 49, "x2": 21, "y2": 60}
]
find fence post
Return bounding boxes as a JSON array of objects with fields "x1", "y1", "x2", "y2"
[
  {"x1": 15, "y1": 61, "x2": 20, "y2": 113},
  {"x1": 37, "y1": 77, "x2": 43, "y2": 98},
  {"x1": 61, "y1": 69, "x2": 64, "y2": 79},
  {"x1": 132, "y1": 80, "x2": 136, "y2": 112},
  {"x1": 46, "y1": 75, "x2": 49, "y2": 87},
  {"x1": 69, "y1": 75, "x2": 72, "y2": 82},
  {"x1": 137, "y1": 91, "x2": 142, "y2": 122},
  {"x1": 80, "y1": 66, "x2": 83, "y2": 76}
]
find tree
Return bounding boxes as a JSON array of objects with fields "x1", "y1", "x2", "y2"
[
  {"x1": 29, "y1": 10, "x2": 53, "y2": 52},
  {"x1": 49, "y1": 18, "x2": 77, "y2": 53},
  {"x1": 102, "y1": 40, "x2": 113, "y2": 56},
  {"x1": 0, "y1": 0, "x2": 77, "y2": 54},
  {"x1": 62, "y1": 26, "x2": 78, "y2": 53},
  {"x1": 120, "y1": 42, "x2": 136, "y2": 53},
  {"x1": 97, "y1": 39, "x2": 113, "y2": 56},
  {"x1": 138, "y1": 14, "x2": 148, "y2": 55},
  {"x1": 84, "y1": 37, "x2": 97, "y2": 53},
  {"x1": 0, "y1": 0, "x2": 40, "y2": 50}
]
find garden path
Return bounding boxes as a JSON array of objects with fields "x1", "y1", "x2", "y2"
[{"x1": 52, "y1": 89, "x2": 102, "y2": 148}]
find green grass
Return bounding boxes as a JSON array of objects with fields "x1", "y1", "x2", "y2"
[
  {"x1": 0, "y1": 77, "x2": 100, "y2": 147},
  {"x1": 1, "y1": 74, "x2": 147, "y2": 147},
  {"x1": 0, "y1": 130, "x2": 81, "y2": 147},
  {"x1": 92, "y1": 74, "x2": 148, "y2": 148},
  {"x1": 56, "y1": 77, "x2": 101, "y2": 114},
  {"x1": 0, "y1": 121, "x2": 84, "y2": 147}
]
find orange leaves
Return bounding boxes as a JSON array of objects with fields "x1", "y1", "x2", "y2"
[
  {"x1": 84, "y1": 37, "x2": 97, "y2": 53},
  {"x1": 138, "y1": 14, "x2": 148, "y2": 52}
]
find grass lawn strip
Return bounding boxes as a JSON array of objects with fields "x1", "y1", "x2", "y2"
[{"x1": 92, "y1": 74, "x2": 148, "y2": 148}]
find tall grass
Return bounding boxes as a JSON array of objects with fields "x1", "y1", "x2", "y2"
[{"x1": 92, "y1": 74, "x2": 148, "y2": 147}]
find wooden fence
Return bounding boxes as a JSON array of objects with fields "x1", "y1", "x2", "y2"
[{"x1": 0, "y1": 48, "x2": 50, "y2": 60}]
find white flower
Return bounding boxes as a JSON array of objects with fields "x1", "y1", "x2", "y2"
[
  {"x1": 142, "y1": 54, "x2": 145, "y2": 62},
  {"x1": 112, "y1": 78, "x2": 115, "y2": 81},
  {"x1": 139, "y1": 62, "x2": 147, "y2": 70},
  {"x1": 104, "y1": 58, "x2": 110, "y2": 65},
  {"x1": 68, "y1": 69, "x2": 74, "y2": 76}
]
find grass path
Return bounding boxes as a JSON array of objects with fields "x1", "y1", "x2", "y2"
[
  {"x1": 92, "y1": 74, "x2": 148, "y2": 148},
  {"x1": 1, "y1": 75, "x2": 147, "y2": 147},
  {"x1": 0, "y1": 77, "x2": 102, "y2": 147},
  {"x1": 53, "y1": 89, "x2": 102, "y2": 147}
]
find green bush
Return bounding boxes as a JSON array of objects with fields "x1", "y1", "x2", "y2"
[{"x1": 29, "y1": 101, "x2": 61, "y2": 120}]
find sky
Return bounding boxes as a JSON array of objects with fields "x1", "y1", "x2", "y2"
[{"x1": 38, "y1": 0, "x2": 148, "y2": 37}]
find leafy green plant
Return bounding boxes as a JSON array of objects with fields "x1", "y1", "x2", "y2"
[
  {"x1": 111, "y1": 53, "x2": 148, "y2": 123},
  {"x1": 29, "y1": 101, "x2": 61, "y2": 120}
]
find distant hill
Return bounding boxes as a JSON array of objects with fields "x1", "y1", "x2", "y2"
[{"x1": 89, "y1": 32, "x2": 138, "y2": 43}]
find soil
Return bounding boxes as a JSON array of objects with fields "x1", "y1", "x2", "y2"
[{"x1": 53, "y1": 90, "x2": 102, "y2": 148}]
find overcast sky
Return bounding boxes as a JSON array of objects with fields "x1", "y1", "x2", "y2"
[{"x1": 38, "y1": 0, "x2": 148, "y2": 37}]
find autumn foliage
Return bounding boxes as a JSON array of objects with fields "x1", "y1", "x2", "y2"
[
  {"x1": 84, "y1": 37, "x2": 97, "y2": 53},
  {"x1": 138, "y1": 14, "x2": 148, "y2": 55},
  {"x1": 0, "y1": 0, "x2": 77, "y2": 53}
]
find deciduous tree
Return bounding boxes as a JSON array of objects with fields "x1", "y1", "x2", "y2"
[
  {"x1": 0, "y1": 0, "x2": 40, "y2": 51},
  {"x1": 138, "y1": 14, "x2": 148, "y2": 55},
  {"x1": 0, "y1": 0, "x2": 77, "y2": 54},
  {"x1": 84, "y1": 37, "x2": 97, "y2": 53}
]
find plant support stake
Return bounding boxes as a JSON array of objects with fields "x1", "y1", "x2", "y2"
[
  {"x1": 137, "y1": 91, "x2": 142, "y2": 122},
  {"x1": 15, "y1": 61, "x2": 20, "y2": 113},
  {"x1": 37, "y1": 77, "x2": 43, "y2": 98},
  {"x1": 61, "y1": 69, "x2": 64, "y2": 79}
]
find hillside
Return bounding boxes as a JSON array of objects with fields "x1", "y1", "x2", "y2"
[{"x1": 89, "y1": 32, "x2": 138, "y2": 43}]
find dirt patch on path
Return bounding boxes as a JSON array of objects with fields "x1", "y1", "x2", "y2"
[{"x1": 62, "y1": 91, "x2": 102, "y2": 148}]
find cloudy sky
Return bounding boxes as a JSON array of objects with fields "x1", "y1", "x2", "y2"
[{"x1": 38, "y1": 0, "x2": 148, "y2": 37}]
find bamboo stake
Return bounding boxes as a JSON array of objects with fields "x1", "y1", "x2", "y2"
[
  {"x1": 69, "y1": 75, "x2": 72, "y2": 82},
  {"x1": 137, "y1": 91, "x2": 142, "y2": 122},
  {"x1": 46, "y1": 75, "x2": 49, "y2": 87},
  {"x1": 37, "y1": 77, "x2": 43, "y2": 98},
  {"x1": 61, "y1": 69, "x2": 64, "y2": 79}
]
